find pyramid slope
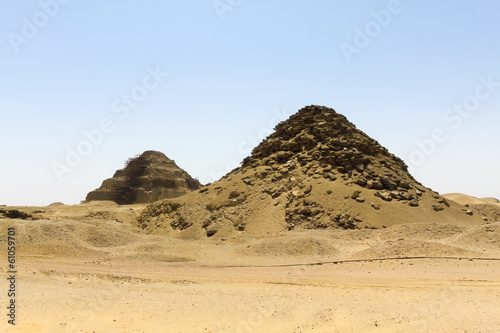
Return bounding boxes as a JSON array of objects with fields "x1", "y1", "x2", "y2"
[
  {"x1": 86, "y1": 150, "x2": 201, "y2": 204},
  {"x1": 137, "y1": 106, "x2": 485, "y2": 238}
]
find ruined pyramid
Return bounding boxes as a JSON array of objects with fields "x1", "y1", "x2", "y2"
[
  {"x1": 137, "y1": 106, "x2": 485, "y2": 238},
  {"x1": 86, "y1": 150, "x2": 201, "y2": 204}
]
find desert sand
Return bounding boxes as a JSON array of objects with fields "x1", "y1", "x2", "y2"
[{"x1": 1, "y1": 199, "x2": 500, "y2": 333}]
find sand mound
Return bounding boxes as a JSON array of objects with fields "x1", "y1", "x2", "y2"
[
  {"x1": 240, "y1": 236, "x2": 338, "y2": 257},
  {"x1": 86, "y1": 150, "x2": 201, "y2": 204},
  {"x1": 444, "y1": 193, "x2": 500, "y2": 222},
  {"x1": 451, "y1": 223, "x2": 500, "y2": 252},
  {"x1": 353, "y1": 239, "x2": 476, "y2": 258},
  {"x1": 443, "y1": 193, "x2": 487, "y2": 205},
  {"x1": 137, "y1": 106, "x2": 485, "y2": 239},
  {"x1": 48, "y1": 202, "x2": 65, "y2": 207},
  {"x1": 378, "y1": 223, "x2": 467, "y2": 241},
  {"x1": 481, "y1": 197, "x2": 500, "y2": 204}
]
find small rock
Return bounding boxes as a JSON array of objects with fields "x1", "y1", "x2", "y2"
[
  {"x1": 399, "y1": 182, "x2": 411, "y2": 189},
  {"x1": 409, "y1": 199, "x2": 419, "y2": 207},
  {"x1": 390, "y1": 190, "x2": 400, "y2": 199},
  {"x1": 375, "y1": 191, "x2": 392, "y2": 202},
  {"x1": 355, "y1": 178, "x2": 367, "y2": 186},
  {"x1": 304, "y1": 185, "x2": 312, "y2": 194},
  {"x1": 206, "y1": 226, "x2": 218, "y2": 237},
  {"x1": 351, "y1": 190, "x2": 361, "y2": 199},
  {"x1": 437, "y1": 197, "x2": 450, "y2": 207},
  {"x1": 327, "y1": 173, "x2": 337, "y2": 181},
  {"x1": 279, "y1": 167, "x2": 289, "y2": 174},
  {"x1": 433, "y1": 205, "x2": 444, "y2": 212},
  {"x1": 380, "y1": 176, "x2": 397, "y2": 190},
  {"x1": 355, "y1": 164, "x2": 365, "y2": 172},
  {"x1": 415, "y1": 186, "x2": 426, "y2": 193},
  {"x1": 399, "y1": 192, "x2": 410, "y2": 200},
  {"x1": 371, "y1": 203, "x2": 380, "y2": 210},
  {"x1": 372, "y1": 180, "x2": 385, "y2": 190},
  {"x1": 465, "y1": 210, "x2": 473, "y2": 215},
  {"x1": 356, "y1": 196, "x2": 365, "y2": 203}
]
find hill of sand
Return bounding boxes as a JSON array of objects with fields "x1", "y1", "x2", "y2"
[
  {"x1": 444, "y1": 192, "x2": 500, "y2": 223},
  {"x1": 136, "y1": 106, "x2": 485, "y2": 239},
  {"x1": 1, "y1": 201, "x2": 500, "y2": 332},
  {"x1": 85, "y1": 150, "x2": 201, "y2": 204}
]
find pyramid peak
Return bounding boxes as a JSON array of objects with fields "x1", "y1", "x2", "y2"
[{"x1": 242, "y1": 105, "x2": 399, "y2": 174}]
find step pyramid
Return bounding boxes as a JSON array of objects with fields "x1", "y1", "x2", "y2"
[{"x1": 86, "y1": 150, "x2": 200, "y2": 204}]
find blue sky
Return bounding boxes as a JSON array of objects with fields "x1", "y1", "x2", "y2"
[{"x1": 1, "y1": 0, "x2": 499, "y2": 206}]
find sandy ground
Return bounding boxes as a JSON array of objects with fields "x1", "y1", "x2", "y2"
[
  {"x1": 2, "y1": 257, "x2": 500, "y2": 333},
  {"x1": 1, "y1": 199, "x2": 500, "y2": 332}
]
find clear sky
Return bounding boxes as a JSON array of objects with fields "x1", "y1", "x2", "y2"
[{"x1": 1, "y1": 0, "x2": 499, "y2": 206}]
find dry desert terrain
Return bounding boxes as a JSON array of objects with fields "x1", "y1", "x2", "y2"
[{"x1": 1, "y1": 195, "x2": 500, "y2": 332}]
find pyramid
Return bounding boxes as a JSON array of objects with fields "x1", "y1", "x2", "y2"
[
  {"x1": 137, "y1": 106, "x2": 485, "y2": 238},
  {"x1": 85, "y1": 150, "x2": 201, "y2": 204}
]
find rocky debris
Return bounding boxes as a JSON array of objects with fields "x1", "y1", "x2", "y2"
[
  {"x1": 285, "y1": 199, "x2": 327, "y2": 229},
  {"x1": 304, "y1": 185, "x2": 313, "y2": 194},
  {"x1": 356, "y1": 196, "x2": 366, "y2": 203},
  {"x1": 433, "y1": 205, "x2": 445, "y2": 212},
  {"x1": 86, "y1": 151, "x2": 200, "y2": 204},
  {"x1": 242, "y1": 106, "x2": 414, "y2": 190},
  {"x1": 0, "y1": 209, "x2": 32, "y2": 219},
  {"x1": 437, "y1": 197, "x2": 450, "y2": 207},
  {"x1": 136, "y1": 201, "x2": 182, "y2": 229},
  {"x1": 375, "y1": 191, "x2": 392, "y2": 202},
  {"x1": 409, "y1": 199, "x2": 420, "y2": 207},
  {"x1": 334, "y1": 213, "x2": 363, "y2": 229}
]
